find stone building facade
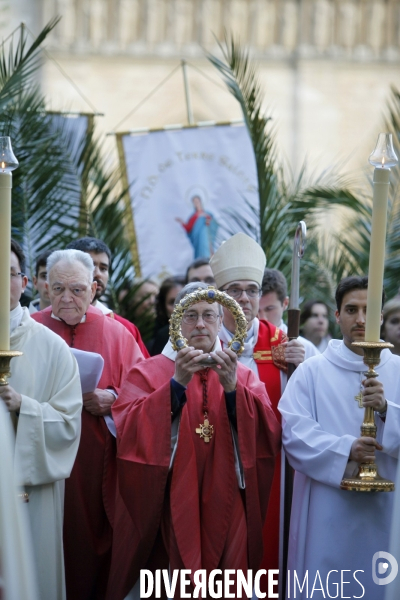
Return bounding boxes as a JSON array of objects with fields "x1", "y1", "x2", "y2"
[{"x1": 5, "y1": 0, "x2": 400, "y2": 172}]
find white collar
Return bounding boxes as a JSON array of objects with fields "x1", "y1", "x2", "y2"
[
  {"x1": 219, "y1": 318, "x2": 259, "y2": 358},
  {"x1": 325, "y1": 338, "x2": 392, "y2": 371},
  {"x1": 51, "y1": 312, "x2": 87, "y2": 324},
  {"x1": 10, "y1": 303, "x2": 24, "y2": 334},
  {"x1": 279, "y1": 319, "x2": 288, "y2": 333},
  {"x1": 94, "y1": 300, "x2": 112, "y2": 315}
]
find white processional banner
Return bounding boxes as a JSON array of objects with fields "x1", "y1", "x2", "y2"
[{"x1": 121, "y1": 124, "x2": 259, "y2": 279}]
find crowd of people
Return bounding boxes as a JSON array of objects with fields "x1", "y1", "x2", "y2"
[{"x1": 2, "y1": 232, "x2": 400, "y2": 600}]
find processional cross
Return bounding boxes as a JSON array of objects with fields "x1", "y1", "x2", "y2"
[{"x1": 354, "y1": 392, "x2": 364, "y2": 408}]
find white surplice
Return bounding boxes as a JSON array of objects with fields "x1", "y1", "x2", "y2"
[
  {"x1": 279, "y1": 339, "x2": 400, "y2": 600},
  {"x1": 9, "y1": 307, "x2": 82, "y2": 600},
  {"x1": 0, "y1": 402, "x2": 38, "y2": 600},
  {"x1": 387, "y1": 454, "x2": 400, "y2": 600}
]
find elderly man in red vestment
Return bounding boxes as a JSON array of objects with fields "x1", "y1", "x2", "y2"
[
  {"x1": 66, "y1": 236, "x2": 149, "y2": 357},
  {"x1": 107, "y1": 281, "x2": 281, "y2": 600},
  {"x1": 32, "y1": 249, "x2": 144, "y2": 600},
  {"x1": 210, "y1": 233, "x2": 305, "y2": 591}
]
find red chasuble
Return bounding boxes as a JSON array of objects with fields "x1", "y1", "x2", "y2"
[
  {"x1": 107, "y1": 355, "x2": 281, "y2": 600},
  {"x1": 253, "y1": 319, "x2": 287, "y2": 583},
  {"x1": 32, "y1": 306, "x2": 144, "y2": 600}
]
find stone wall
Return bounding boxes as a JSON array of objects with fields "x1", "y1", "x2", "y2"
[
  {"x1": 37, "y1": 0, "x2": 400, "y2": 61},
  {"x1": 3, "y1": 1, "x2": 400, "y2": 175}
]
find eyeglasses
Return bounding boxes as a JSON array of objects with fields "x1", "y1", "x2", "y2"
[
  {"x1": 51, "y1": 285, "x2": 88, "y2": 297},
  {"x1": 10, "y1": 271, "x2": 24, "y2": 279},
  {"x1": 182, "y1": 310, "x2": 220, "y2": 325},
  {"x1": 222, "y1": 286, "x2": 261, "y2": 299}
]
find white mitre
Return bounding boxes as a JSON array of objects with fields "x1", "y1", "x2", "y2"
[{"x1": 210, "y1": 232, "x2": 266, "y2": 288}]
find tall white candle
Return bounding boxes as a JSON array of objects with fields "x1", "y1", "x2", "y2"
[
  {"x1": 365, "y1": 167, "x2": 390, "y2": 342},
  {"x1": 0, "y1": 172, "x2": 12, "y2": 351}
]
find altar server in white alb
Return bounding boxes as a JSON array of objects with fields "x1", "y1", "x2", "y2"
[
  {"x1": 1, "y1": 239, "x2": 82, "y2": 600},
  {"x1": 279, "y1": 276, "x2": 400, "y2": 600},
  {"x1": 0, "y1": 402, "x2": 38, "y2": 600}
]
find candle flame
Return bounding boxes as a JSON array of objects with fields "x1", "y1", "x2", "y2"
[
  {"x1": 1, "y1": 161, "x2": 5, "y2": 170},
  {"x1": 382, "y1": 157, "x2": 385, "y2": 167}
]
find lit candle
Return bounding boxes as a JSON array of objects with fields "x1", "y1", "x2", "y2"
[
  {"x1": 0, "y1": 172, "x2": 12, "y2": 351},
  {"x1": 0, "y1": 137, "x2": 19, "y2": 351},
  {"x1": 365, "y1": 133, "x2": 398, "y2": 342}
]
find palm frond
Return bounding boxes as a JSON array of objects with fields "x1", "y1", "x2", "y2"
[
  {"x1": 0, "y1": 19, "x2": 60, "y2": 114},
  {"x1": 5, "y1": 20, "x2": 136, "y2": 313},
  {"x1": 207, "y1": 34, "x2": 368, "y2": 314}
]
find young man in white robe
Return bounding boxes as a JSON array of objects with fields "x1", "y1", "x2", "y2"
[
  {"x1": 1, "y1": 239, "x2": 82, "y2": 600},
  {"x1": 279, "y1": 276, "x2": 400, "y2": 599}
]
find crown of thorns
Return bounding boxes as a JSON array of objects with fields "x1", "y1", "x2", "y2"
[{"x1": 169, "y1": 287, "x2": 247, "y2": 355}]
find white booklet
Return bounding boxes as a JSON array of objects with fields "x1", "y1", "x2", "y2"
[
  {"x1": 70, "y1": 348, "x2": 104, "y2": 393},
  {"x1": 70, "y1": 348, "x2": 116, "y2": 437}
]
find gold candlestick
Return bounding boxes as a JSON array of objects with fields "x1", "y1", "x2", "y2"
[
  {"x1": 0, "y1": 172, "x2": 12, "y2": 351},
  {"x1": 340, "y1": 341, "x2": 394, "y2": 492},
  {"x1": 0, "y1": 136, "x2": 19, "y2": 352},
  {"x1": 0, "y1": 351, "x2": 23, "y2": 386},
  {"x1": 365, "y1": 133, "x2": 398, "y2": 342}
]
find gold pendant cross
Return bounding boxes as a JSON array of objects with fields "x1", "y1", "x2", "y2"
[
  {"x1": 354, "y1": 392, "x2": 364, "y2": 408},
  {"x1": 195, "y1": 412, "x2": 214, "y2": 443}
]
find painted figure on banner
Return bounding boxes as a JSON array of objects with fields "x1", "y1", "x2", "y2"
[{"x1": 176, "y1": 192, "x2": 218, "y2": 259}]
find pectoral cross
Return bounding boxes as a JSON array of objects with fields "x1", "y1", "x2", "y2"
[
  {"x1": 195, "y1": 413, "x2": 214, "y2": 443},
  {"x1": 354, "y1": 392, "x2": 364, "y2": 408}
]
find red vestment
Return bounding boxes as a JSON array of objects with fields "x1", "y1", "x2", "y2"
[
  {"x1": 253, "y1": 319, "x2": 286, "y2": 581},
  {"x1": 107, "y1": 355, "x2": 281, "y2": 600},
  {"x1": 32, "y1": 305, "x2": 144, "y2": 600},
  {"x1": 107, "y1": 312, "x2": 150, "y2": 358}
]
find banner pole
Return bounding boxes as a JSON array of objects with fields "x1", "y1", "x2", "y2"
[
  {"x1": 280, "y1": 221, "x2": 306, "y2": 600},
  {"x1": 115, "y1": 133, "x2": 142, "y2": 277},
  {"x1": 181, "y1": 59, "x2": 194, "y2": 125}
]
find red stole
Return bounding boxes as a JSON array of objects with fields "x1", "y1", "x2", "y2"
[
  {"x1": 253, "y1": 319, "x2": 286, "y2": 420},
  {"x1": 254, "y1": 319, "x2": 286, "y2": 585}
]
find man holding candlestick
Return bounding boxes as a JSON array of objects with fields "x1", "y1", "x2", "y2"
[
  {"x1": 4, "y1": 239, "x2": 82, "y2": 600},
  {"x1": 279, "y1": 276, "x2": 400, "y2": 599}
]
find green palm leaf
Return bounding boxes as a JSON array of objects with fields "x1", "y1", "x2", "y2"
[
  {"x1": 207, "y1": 34, "x2": 367, "y2": 311},
  {"x1": 5, "y1": 21, "x2": 136, "y2": 316}
]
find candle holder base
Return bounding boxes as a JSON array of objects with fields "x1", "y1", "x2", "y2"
[
  {"x1": 340, "y1": 341, "x2": 395, "y2": 493},
  {"x1": 341, "y1": 466, "x2": 395, "y2": 492},
  {"x1": 0, "y1": 350, "x2": 23, "y2": 386}
]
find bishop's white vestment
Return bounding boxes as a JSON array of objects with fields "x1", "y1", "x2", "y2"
[
  {"x1": 9, "y1": 307, "x2": 82, "y2": 600},
  {"x1": 279, "y1": 339, "x2": 400, "y2": 599}
]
